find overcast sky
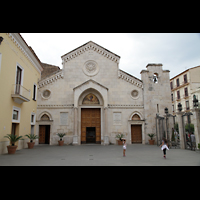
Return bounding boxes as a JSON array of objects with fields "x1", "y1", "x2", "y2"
[{"x1": 21, "y1": 33, "x2": 200, "y2": 79}]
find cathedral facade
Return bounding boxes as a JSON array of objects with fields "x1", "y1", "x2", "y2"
[{"x1": 36, "y1": 41, "x2": 172, "y2": 145}]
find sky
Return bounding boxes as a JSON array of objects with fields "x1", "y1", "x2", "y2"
[{"x1": 21, "y1": 33, "x2": 200, "y2": 79}]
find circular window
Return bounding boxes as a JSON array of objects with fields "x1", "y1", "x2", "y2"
[
  {"x1": 82, "y1": 60, "x2": 99, "y2": 77},
  {"x1": 42, "y1": 89, "x2": 51, "y2": 99},
  {"x1": 131, "y1": 90, "x2": 139, "y2": 99}
]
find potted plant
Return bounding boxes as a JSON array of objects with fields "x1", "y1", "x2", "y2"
[
  {"x1": 57, "y1": 133, "x2": 66, "y2": 146},
  {"x1": 115, "y1": 133, "x2": 124, "y2": 145},
  {"x1": 148, "y1": 134, "x2": 155, "y2": 145},
  {"x1": 25, "y1": 134, "x2": 39, "y2": 149},
  {"x1": 4, "y1": 134, "x2": 23, "y2": 154}
]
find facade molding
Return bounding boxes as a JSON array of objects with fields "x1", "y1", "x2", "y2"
[
  {"x1": 61, "y1": 41, "x2": 120, "y2": 64},
  {"x1": 38, "y1": 70, "x2": 64, "y2": 88},
  {"x1": 6, "y1": 33, "x2": 43, "y2": 74},
  {"x1": 118, "y1": 70, "x2": 143, "y2": 88}
]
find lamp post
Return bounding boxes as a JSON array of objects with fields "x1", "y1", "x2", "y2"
[
  {"x1": 164, "y1": 107, "x2": 169, "y2": 140},
  {"x1": 178, "y1": 102, "x2": 182, "y2": 112},
  {"x1": 193, "y1": 95, "x2": 198, "y2": 108}
]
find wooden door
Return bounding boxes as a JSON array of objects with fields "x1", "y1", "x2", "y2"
[
  {"x1": 81, "y1": 108, "x2": 101, "y2": 144},
  {"x1": 39, "y1": 125, "x2": 46, "y2": 144},
  {"x1": 131, "y1": 125, "x2": 142, "y2": 143}
]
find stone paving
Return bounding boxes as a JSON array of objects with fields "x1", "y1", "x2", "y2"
[{"x1": 0, "y1": 144, "x2": 199, "y2": 166}]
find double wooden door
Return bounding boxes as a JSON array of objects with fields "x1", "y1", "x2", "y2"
[
  {"x1": 39, "y1": 125, "x2": 50, "y2": 144},
  {"x1": 81, "y1": 108, "x2": 101, "y2": 144},
  {"x1": 131, "y1": 125, "x2": 142, "y2": 143}
]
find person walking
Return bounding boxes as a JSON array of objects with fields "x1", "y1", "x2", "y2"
[
  {"x1": 122, "y1": 139, "x2": 127, "y2": 157},
  {"x1": 159, "y1": 137, "x2": 169, "y2": 159}
]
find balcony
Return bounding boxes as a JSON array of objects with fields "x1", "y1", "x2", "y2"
[
  {"x1": 11, "y1": 84, "x2": 30, "y2": 104},
  {"x1": 171, "y1": 81, "x2": 189, "y2": 91}
]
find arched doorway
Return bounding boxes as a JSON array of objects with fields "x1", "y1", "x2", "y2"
[
  {"x1": 80, "y1": 92, "x2": 101, "y2": 144},
  {"x1": 131, "y1": 113, "x2": 142, "y2": 144},
  {"x1": 38, "y1": 113, "x2": 52, "y2": 144}
]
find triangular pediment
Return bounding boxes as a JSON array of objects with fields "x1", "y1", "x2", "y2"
[
  {"x1": 73, "y1": 79, "x2": 108, "y2": 91},
  {"x1": 61, "y1": 41, "x2": 120, "y2": 64}
]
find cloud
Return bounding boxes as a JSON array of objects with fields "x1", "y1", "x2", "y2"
[{"x1": 21, "y1": 33, "x2": 200, "y2": 79}]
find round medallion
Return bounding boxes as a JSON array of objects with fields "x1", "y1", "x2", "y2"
[
  {"x1": 42, "y1": 89, "x2": 51, "y2": 99},
  {"x1": 83, "y1": 60, "x2": 99, "y2": 77},
  {"x1": 131, "y1": 90, "x2": 139, "y2": 100}
]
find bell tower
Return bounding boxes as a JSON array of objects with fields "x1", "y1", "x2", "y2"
[{"x1": 141, "y1": 64, "x2": 172, "y2": 143}]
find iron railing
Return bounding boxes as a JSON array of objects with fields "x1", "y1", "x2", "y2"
[{"x1": 11, "y1": 84, "x2": 30, "y2": 100}]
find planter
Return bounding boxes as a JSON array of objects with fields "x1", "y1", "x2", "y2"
[
  {"x1": 7, "y1": 145, "x2": 18, "y2": 154},
  {"x1": 58, "y1": 140, "x2": 64, "y2": 146},
  {"x1": 117, "y1": 140, "x2": 123, "y2": 145},
  {"x1": 27, "y1": 142, "x2": 35, "y2": 149},
  {"x1": 149, "y1": 140, "x2": 154, "y2": 145}
]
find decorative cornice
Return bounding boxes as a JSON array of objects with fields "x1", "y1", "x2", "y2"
[
  {"x1": 6, "y1": 33, "x2": 43, "y2": 73},
  {"x1": 118, "y1": 70, "x2": 143, "y2": 88},
  {"x1": 37, "y1": 104, "x2": 74, "y2": 109},
  {"x1": 73, "y1": 79, "x2": 108, "y2": 91},
  {"x1": 38, "y1": 70, "x2": 64, "y2": 88},
  {"x1": 61, "y1": 41, "x2": 120, "y2": 64},
  {"x1": 108, "y1": 104, "x2": 144, "y2": 109}
]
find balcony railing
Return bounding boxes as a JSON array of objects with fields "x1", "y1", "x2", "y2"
[{"x1": 11, "y1": 84, "x2": 30, "y2": 104}]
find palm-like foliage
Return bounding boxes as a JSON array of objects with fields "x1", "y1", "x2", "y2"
[
  {"x1": 57, "y1": 133, "x2": 66, "y2": 140},
  {"x1": 148, "y1": 134, "x2": 155, "y2": 140},
  {"x1": 25, "y1": 134, "x2": 39, "y2": 142},
  {"x1": 4, "y1": 134, "x2": 23, "y2": 146}
]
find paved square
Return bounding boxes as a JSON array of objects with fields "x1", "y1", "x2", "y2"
[{"x1": 0, "y1": 144, "x2": 199, "y2": 166}]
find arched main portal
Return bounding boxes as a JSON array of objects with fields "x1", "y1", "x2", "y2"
[
  {"x1": 73, "y1": 79, "x2": 108, "y2": 145},
  {"x1": 79, "y1": 89, "x2": 103, "y2": 144}
]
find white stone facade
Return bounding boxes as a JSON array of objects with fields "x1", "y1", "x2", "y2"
[{"x1": 36, "y1": 41, "x2": 172, "y2": 145}]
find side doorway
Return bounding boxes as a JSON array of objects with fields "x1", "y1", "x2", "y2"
[
  {"x1": 39, "y1": 125, "x2": 50, "y2": 144},
  {"x1": 131, "y1": 125, "x2": 142, "y2": 143}
]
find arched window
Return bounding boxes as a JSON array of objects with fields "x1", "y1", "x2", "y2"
[{"x1": 153, "y1": 73, "x2": 158, "y2": 83}]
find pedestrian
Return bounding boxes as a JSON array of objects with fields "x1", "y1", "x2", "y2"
[
  {"x1": 190, "y1": 132, "x2": 196, "y2": 151},
  {"x1": 122, "y1": 138, "x2": 126, "y2": 157},
  {"x1": 159, "y1": 137, "x2": 169, "y2": 159}
]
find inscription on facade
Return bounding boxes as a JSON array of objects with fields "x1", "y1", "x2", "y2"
[
  {"x1": 60, "y1": 112, "x2": 68, "y2": 125},
  {"x1": 113, "y1": 112, "x2": 122, "y2": 125}
]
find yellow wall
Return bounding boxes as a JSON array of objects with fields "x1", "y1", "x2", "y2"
[{"x1": 0, "y1": 33, "x2": 42, "y2": 152}]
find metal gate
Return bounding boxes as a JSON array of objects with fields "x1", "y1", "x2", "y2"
[
  {"x1": 182, "y1": 112, "x2": 196, "y2": 151},
  {"x1": 156, "y1": 114, "x2": 165, "y2": 146},
  {"x1": 156, "y1": 113, "x2": 180, "y2": 148}
]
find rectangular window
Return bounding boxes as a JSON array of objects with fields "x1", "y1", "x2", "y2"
[
  {"x1": 184, "y1": 74, "x2": 187, "y2": 83},
  {"x1": 13, "y1": 110, "x2": 18, "y2": 120},
  {"x1": 171, "y1": 93, "x2": 173, "y2": 101},
  {"x1": 186, "y1": 100, "x2": 190, "y2": 110},
  {"x1": 15, "y1": 64, "x2": 24, "y2": 94},
  {"x1": 176, "y1": 78, "x2": 180, "y2": 87},
  {"x1": 33, "y1": 84, "x2": 37, "y2": 101},
  {"x1": 172, "y1": 105, "x2": 174, "y2": 113},
  {"x1": 157, "y1": 104, "x2": 159, "y2": 113},
  {"x1": 12, "y1": 106, "x2": 21, "y2": 123},
  {"x1": 184, "y1": 87, "x2": 188, "y2": 97},
  {"x1": 177, "y1": 91, "x2": 180, "y2": 100},
  {"x1": 170, "y1": 82, "x2": 173, "y2": 90},
  {"x1": 31, "y1": 113, "x2": 36, "y2": 125}
]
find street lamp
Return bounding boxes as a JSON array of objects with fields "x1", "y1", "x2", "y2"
[
  {"x1": 178, "y1": 103, "x2": 182, "y2": 112},
  {"x1": 193, "y1": 95, "x2": 198, "y2": 108},
  {"x1": 164, "y1": 107, "x2": 169, "y2": 115}
]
